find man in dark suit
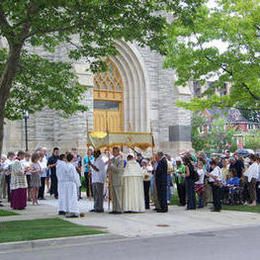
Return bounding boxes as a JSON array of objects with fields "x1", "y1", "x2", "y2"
[
  {"x1": 47, "y1": 147, "x2": 60, "y2": 199},
  {"x1": 155, "y1": 152, "x2": 168, "y2": 212}
]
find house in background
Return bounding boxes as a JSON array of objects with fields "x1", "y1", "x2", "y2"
[
  {"x1": 192, "y1": 81, "x2": 260, "y2": 131},
  {"x1": 192, "y1": 81, "x2": 260, "y2": 149}
]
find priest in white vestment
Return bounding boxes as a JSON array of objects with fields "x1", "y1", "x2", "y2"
[
  {"x1": 56, "y1": 154, "x2": 67, "y2": 215},
  {"x1": 123, "y1": 154, "x2": 145, "y2": 212},
  {"x1": 56, "y1": 153, "x2": 81, "y2": 217}
]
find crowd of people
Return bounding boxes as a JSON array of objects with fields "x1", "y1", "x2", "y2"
[
  {"x1": 0, "y1": 146, "x2": 259, "y2": 217},
  {"x1": 173, "y1": 151, "x2": 260, "y2": 212}
]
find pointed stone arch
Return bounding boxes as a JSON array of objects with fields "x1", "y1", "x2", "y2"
[{"x1": 110, "y1": 41, "x2": 151, "y2": 132}]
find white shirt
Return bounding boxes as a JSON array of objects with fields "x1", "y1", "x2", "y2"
[
  {"x1": 244, "y1": 162, "x2": 259, "y2": 182},
  {"x1": 3, "y1": 159, "x2": 13, "y2": 169},
  {"x1": 195, "y1": 168, "x2": 205, "y2": 184},
  {"x1": 3, "y1": 159, "x2": 14, "y2": 175},
  {"x1": 21, "y1": 159, "x2": 31, "y2": 175},
  {"x1": 67, "y1": 163, "x2": 81, "y2": 188},
  {"x1": 92, "y1": 156, "x2": 107, "y2": 183},
  {"x1": 101, "y1": 154, "x2": 109, "y2": 175},
  {"x1": 257, "y1": 163, "x2": 260, "y2": 181},
  {"x1": 56, "y1": 160, "x2": 68, "y2": 182},
  {"x1": 38, "y1": 157, "x2": 48, "y2": 177},
  {"x1": 209, "y1": 166, "x2": 222, "y2": 183},
  {"x1": 57, "y1": 161, "x2": 81, "y2": 188}
]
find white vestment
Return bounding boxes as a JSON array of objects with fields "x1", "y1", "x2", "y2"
[
  {"x1": 123, "y1": 160, "x2": 145, "y2": 212},
  {"x1": 56, "y1": 161, "x2": 81, "y2": 214}
]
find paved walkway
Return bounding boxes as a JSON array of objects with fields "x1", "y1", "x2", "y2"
[{"x1": 1, "y1": 197, "x2": 260, "y2": 238}]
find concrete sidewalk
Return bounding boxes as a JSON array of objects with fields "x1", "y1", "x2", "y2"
[
  {"x1": 1, "y1": 198, "x2": 260, "y2": 238},
  {"x1": 0, "y1": 196, "x2": 99, "y2": 222},
  {"x1": 68, "y1": 205, "x2": 260, "y2": 238}
]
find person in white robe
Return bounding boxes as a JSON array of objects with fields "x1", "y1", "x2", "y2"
[
  {"x1": 56, "y1": 153, "x2": 81, "y2": 217},
  {"x1": 123, "y1": 154, "x2": 145, "y2": 212},
  {"x1": 56, "y1": 154, "x2": 67, "y2": 215}
]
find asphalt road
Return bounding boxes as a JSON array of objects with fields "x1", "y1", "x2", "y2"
[{"x1": 1, "y1": 226, "x2": 260, "y2": 260}]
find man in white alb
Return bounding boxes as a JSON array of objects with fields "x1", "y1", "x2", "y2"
[{"x1": 56, "y1": 153, "x2": 81, "y2": 217}]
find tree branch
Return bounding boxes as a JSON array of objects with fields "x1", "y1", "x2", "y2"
[
  {"x1": 241, "y1": 83, "x2": 260, "y2": 101},
  {"x1": 23, "y1": 24, "x2": 76, "y2": 40},
  {"x1": 0, "y1": 5, "x2": 15, "y2": 41},
  {"x1": 67, "y1": 39, "x2": 82, "y2": 49},
  {"x1": 23, "y1": 12, "x2": 88, "y2": 41},
  {"x1": 192, "y1": 28, "x2": 233, "y2": 76},
  {"x1": 18, "y1": 2, "x2": 40, "y2": 41},
  {"x1": 190, "y1": 25, "x2": 260, "y2": 102}
]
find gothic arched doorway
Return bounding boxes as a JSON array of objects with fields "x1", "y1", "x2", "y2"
[{"x1": 93, "y1": 59, "x2": 124, "y2": 132}]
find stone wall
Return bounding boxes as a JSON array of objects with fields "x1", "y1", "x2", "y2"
[
  {"x1": 2, "y1": 41, "x2": 192, "y2": 157},
  {"x1": 135, "y1": 44, "x2": 192, "y2": 156}
]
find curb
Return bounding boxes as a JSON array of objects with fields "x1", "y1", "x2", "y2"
[{"x1": 0, "y1": 234, "x2": 123, "y2": 252}]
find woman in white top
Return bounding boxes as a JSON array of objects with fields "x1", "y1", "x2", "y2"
[
  {"x1": 142, "y1": 160, "x2": 152, "y2": 210},
  {"x1": 207, "y1": 159, "x2": 223, "y2": 212},
  {"x1": 38, "y1": 152, "x2": 48, "y2": 200},
  {"x1": 244, "y1": 154, "x2": 259, "y2": 206},
  {"x1": 195, "y1": 160, "x2": 205, "y2": 208}
]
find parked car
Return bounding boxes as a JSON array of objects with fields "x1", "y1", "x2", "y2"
[
  {"x1": 235, "y1": 148, "x2": 255, "y2": 157},
  {"x1": 210, "y1": 152, "x2": 226, "y2": 159}
]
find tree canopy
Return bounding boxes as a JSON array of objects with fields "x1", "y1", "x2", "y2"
[
  {"x1": 0, "y1": 48, "x2": 86, "y2": 120},
  {"x1": 164, "y1": 0, "x2": 260, "y2": 111},
  {"x1": 191, "y1": 113, "x2": 237, "y2": 152},
  {"x1": 0, "y1": 0, "x2": 170, "y2": 120},
  {"x1": 244, "y1": 130, "x2": 260, "y2": 151},
  {"x1": 0, "y1": 0, "x2": 205, "y2": 154}
]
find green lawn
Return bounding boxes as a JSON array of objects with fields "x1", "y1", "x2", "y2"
[
  {"x1": 223, "y1": 204, "x2": 260, "y2": 213},
  {"x1": 0, "y1": 209, "x2": 19, "y2": 217},
  {"x1": 170, "y1": 194, "x2": 180, "y2": 206},
  {"x1": 171, "y1": 192, "x2": 260, "y2": 213},
  {"x1": 0, "y1": 218, "x2": 104, "y2": 243}
]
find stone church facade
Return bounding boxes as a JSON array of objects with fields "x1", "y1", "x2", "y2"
[{"x1": 2, "y1": 40, "x2": 192, "y2": 156}]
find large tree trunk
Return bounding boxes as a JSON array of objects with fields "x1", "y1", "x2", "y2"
[{"x1": 0, "y1": 44, "x2": 23, "y2": 156}]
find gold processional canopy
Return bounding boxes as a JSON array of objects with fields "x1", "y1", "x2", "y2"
[{"x1": 87, "y1": 131, "x2": 154, "y2": 150}]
